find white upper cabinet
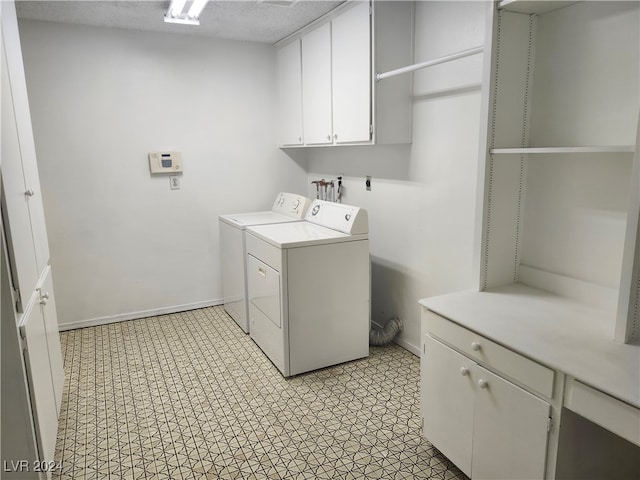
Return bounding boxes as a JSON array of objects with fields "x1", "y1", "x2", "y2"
[
  {"x1": 2, "y1": 0, "x2": 50, "y2": 275},
  {"x1": 277, "y1": 39, "x2": 304, "y2": 146},
  {"x1": 276, "y1": 1, "x2": 413, "y2": 147},
  {"x1": 1, "y1": 36, "x2": 39, "y2": 311},
  {"x1": 331, "y1": 1, "x2": 371, "y2": 144},
  {"x1": 301, "y1": 22, "x2": 333, "y2": 145}
]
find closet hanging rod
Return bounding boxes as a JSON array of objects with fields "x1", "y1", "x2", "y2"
[{"x1": 376, "y1": 46, "x2": 484, "y2": 81}]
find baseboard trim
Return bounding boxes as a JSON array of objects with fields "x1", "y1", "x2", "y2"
[{"x1": 58, "y1": 299, "x2": 223, "y2": 331}]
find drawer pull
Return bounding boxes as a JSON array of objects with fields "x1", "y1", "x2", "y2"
[
  {"x1": 478, "y1": 379, "x2": 488, "y2": 389},
  {"x1": 460, "y1": 366, "x2": 470, "y2": 376},
  {"x1": 258, "y1": 267, "x2": 266, "y2": 277},
  {"x1": 471, "y1": 341, "x2": 482, "y2": 351}
]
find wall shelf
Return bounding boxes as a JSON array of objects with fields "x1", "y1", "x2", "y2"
[
  {"x1": 491, "y1": 146, "x2": 635, "y2": 155},
  {"x1": 498, "y1": 0, "x2": 578, "y2": 15}
]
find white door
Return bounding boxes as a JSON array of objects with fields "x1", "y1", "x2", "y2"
[
  {"x1": 472, "y1": 366, "x2": 550, "y2": 480},
  {"x1": 247, "y1": 254, "x2": 286, "y2": 374},
  {"x1": 421, "y1": 335, "x2": 475, "y2": 477},
  {"x1": 1, "y1": 40, "x2": 39, "y2": 310},
  {"x1": 21, "y1": 304, "x2": 59, "y2": 467},
  {"x1": 39, "y1": 267, "x2": 64, "y2": 414},
  {"x1": 302, "y1": 22, "x2": 333, "y2": 145},
  {"x1": 277, "y1": 39, "x2": 304, "y2": 146},
  {"x1": 2, "y1": 0, "x2": 50, "y2": 273},
  {"x1": 331, "y1": 1, "x2": 371, "y2": 144}
]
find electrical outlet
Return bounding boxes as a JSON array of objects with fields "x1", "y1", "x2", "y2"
[
  {"x1": 366, "y1": 176, "x2": 371, "y2": 191},
  {"x1": 170, "y1": 175, "x2": 181, "y2": 190}
]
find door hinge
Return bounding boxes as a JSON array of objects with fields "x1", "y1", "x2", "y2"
[
  {"x1": 547, "y1": 416, "x2": 553, "y2": 433},
  {"x1": 19, "y1": 326, "x2": 28, "y2": 352},
  {"x1": 14, "y1": 287, "x2": 23, "y2": 312},
  {"x1": 370, "y1": 124, "x2": 373, "y2": 134}
]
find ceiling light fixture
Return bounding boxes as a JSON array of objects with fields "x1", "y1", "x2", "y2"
[{"x1": 164, "y1": 0, "x2": 210, "y2": 26}]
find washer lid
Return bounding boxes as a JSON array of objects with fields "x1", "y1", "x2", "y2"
[
  {"x1": 247, "y1": 221, "x2": 368, "y2": 249},
  {"x1": 219, "y1": 211, "x2": 300, "y2": 229},
  {"x1": 219, "y1": 192, "x2": 312, "y2": 228}
]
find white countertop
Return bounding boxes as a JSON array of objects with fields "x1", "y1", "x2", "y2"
[{"x1": 420, "y1": 283, "x2": 640, "y2": 408}]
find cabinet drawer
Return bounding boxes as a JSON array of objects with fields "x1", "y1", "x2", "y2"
[
  {"x1": 565, "y1": 378, "x2": 640, "y2": 447},
  {"x1": 424, "y1": 310, "x2": 554, "y2": 398}
]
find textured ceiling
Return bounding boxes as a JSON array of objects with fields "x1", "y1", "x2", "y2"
[{"x1": 15, "y1": 0, "x2": 346, "y2": 44}]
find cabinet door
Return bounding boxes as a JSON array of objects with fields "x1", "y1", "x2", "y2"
[
  {"x1": 20, "y1": 303, "x2": 59, "y2": 467},
  {"x1": 247, "y1": 254, "x2": 286, "y2": 374},
  {"x1": 2, "y1": 0, "x2": 50, "y2": 274},
  {"x1": 39, "y1": 267, "x2": 64, "y2": 415},
  {"x1": 421, "y1": 335, "x2": 475, "y2": 477},
  {"x1": 331, "y1": 1, "x2": 371, "y2": 144},
  {"x1": 472, "y1": 366, "x2": 550, "y2": 480},
  {"x1": 1, "y1": 39, "x2": 39, "y2": 310},
  {"x1": 277, "y1": 39, "x2": 304, "y2": 146},
  {"x1": 302, "y1": 22, "x2": 333, "y2": 145}
]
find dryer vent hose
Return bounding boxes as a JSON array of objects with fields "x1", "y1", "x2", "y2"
[{"x1": 369, "y1": 317, "x2": 403, "y2": 346}]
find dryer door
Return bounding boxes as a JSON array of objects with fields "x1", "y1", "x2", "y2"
[{"x1": 247, "y1": 254, "x2": 287, "y2": 375}]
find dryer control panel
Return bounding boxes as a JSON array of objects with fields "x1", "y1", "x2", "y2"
[{"x1": 305, "y1": 200, "x2": 368, "y2": 234}]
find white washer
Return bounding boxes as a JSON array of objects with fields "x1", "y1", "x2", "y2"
[
  {"x1": 219, "y1": 192, "x2": 311, "y2": 333},
  {"x1": 245, "y1": 200, "x2": 370, "y2": 377}
]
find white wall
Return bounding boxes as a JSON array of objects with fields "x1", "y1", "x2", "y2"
[
  {"x1": 19, "y1": 20, "x2": 308, "y2": 329},
  {"x1": 19, "y1": 2, "x2": 488, "y2": 349},
  {"x1": 307, "y1": 1, "x2": 488, "y2": 354}
]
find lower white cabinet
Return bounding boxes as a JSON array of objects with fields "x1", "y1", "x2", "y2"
[
  {"x1": 38, "y1": 267, "x2": 64, "y2": 413},
  {"x1": 422, "y1": 329, "x2": 551, "y2": 479},
  {"x1": 16, "y1": 266, "x2": 64, "y2": 479},
  {"x1": 421, "y1": 335, "x2": 474, "y2": 475},
  {"x1": 20, "y1": 300, "x2": 59, "y2": 473}
]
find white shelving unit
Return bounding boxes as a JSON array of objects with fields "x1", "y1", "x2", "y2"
[
  {"x1": 421, "y1": 1, "x2": 639, "y2": 478},
  {"x1": 478, "y1": 0, "x2": 640, "y2": 343}
]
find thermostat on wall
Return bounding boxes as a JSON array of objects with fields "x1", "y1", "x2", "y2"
[{"x1": 149, "y1": 151, "x2": 183, "y2": 174}]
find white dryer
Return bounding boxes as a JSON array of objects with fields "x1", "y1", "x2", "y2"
[
  {"x1": 219, "y1": 192, "x2": 311, "y2": 333},
  {"x1": 245, "y1": 200, "x2": 370, "y2": 377}
]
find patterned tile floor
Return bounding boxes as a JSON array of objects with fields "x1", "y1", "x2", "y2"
[{"x1": 53, "y1": 306, "x2": 467, "y2": 480}]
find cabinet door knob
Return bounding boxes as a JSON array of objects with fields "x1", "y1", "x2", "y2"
[
  {"x1": 333, "y1": 133, "x2": 338, "y2": 140},
  {"x1": 471, "y1": 341, "x2": 481, "y2": 351},
  {"x1": 326, "y1": 134, "x2": 332, "y2": 141},
  {"x1": 478, "y1": 379, "x2": 488, "y2": 389},
  {"x1": 298, "y1": 136, "x2": 302, "y2": 142},
  {"x1": 25, "y1": 188, "x2": 35, "y2": 197},
  {"x1": 40, "y1": 298, "x2": 48, "y2": 306},
  {"x1": 460, "y1": 366, "x2": 469, "y2": 376},
  {"x1": 41, "y1": 292, "x2": 50, "y2": 300}
]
